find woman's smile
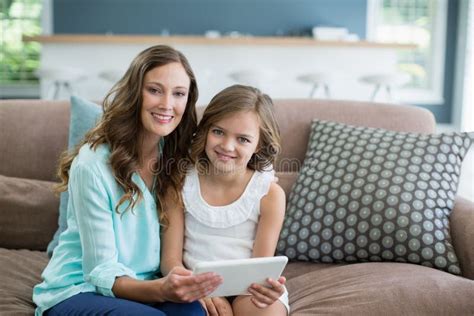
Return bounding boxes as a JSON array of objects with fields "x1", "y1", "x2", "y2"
[{"x1": 151, "y1": 111, "x2": 174, "y2": 124}]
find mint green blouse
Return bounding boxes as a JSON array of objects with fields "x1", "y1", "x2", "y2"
[{"x1": 33, "y1": 144, "x2": 161, "y2": 315}]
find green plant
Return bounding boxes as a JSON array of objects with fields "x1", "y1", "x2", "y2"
[{"x1": 0, "y1": 0, "x2": 41, "y2": 85}]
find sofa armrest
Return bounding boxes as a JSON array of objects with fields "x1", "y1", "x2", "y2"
[{"x1": 451, "y1": 196, "x2": 474, "y2": 279}]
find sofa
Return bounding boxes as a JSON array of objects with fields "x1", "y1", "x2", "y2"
[{"x1": 1, "y1": 98, "x2": 473, "y2": 315}]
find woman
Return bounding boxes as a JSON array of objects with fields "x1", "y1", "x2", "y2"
[{"x1": 33, "y1": 45, "x2": 222, "y2": 315}]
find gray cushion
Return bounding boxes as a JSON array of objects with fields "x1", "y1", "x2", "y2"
[{"x1": 277, "y1": 120, "x2": 474, "y2": 275}]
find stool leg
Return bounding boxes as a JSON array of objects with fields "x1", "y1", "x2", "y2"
[
  {"x1": 370, "y1": 84, "x2": 381, "y2": 101},
  {"x1": 64, "y1": 81, "x2": 75, "y2": 96},
  {"x1": 324, "y1": 84, "x2": 331, "y2": 98},
  {"x1": 309, "y1": 84, "x2": 319, "y2": 98},
  {"x1": 52, "y1": 81, "x2": 61, "y2": 100},
  {"x1": 385, "y1": 85, "x2": 392, "y2": 102}
]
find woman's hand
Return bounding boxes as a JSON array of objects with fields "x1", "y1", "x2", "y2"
[
  {"x1": 200, "y1": 297, "x2": 233, "y2": 316},
  {"x1": 159, "y1": 266, "x2": 223, "y2": 303},
  {"x1": 247, "y1": 276, "x2": 286, "y2": 308}
]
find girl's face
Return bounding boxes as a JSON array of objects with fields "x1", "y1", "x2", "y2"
[
  {"x1": 205, "y1": 110, "x2": 260, "y2": 174},
  {"x1": 141, "y1": 62, "x2": 190, "y2": 142}
]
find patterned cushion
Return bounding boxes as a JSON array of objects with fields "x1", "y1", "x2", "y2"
[{"x1": 277, "y1": 120, "x2": 474, "y2": 275}]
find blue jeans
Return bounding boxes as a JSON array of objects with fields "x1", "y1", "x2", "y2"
[{"x1": 44, "y1": 292, "x2": 205, "y2": 316}]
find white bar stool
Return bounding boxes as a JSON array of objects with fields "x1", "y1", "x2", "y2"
[
  {"x1": 37, "y1": 67, "x2": 87, "y2": 99},
  {"x1": 297, "y1": 73, "x2": 332, "y2": 98},
  {"x1": 228, "y1": 69, "x2": 277, "y2": 90},
  {"x1": 359, "y1": 73, "x2": 411, "y2": 102},
  {"x1": 98, "y1": 69, "x2": 125, "y2": 84}
]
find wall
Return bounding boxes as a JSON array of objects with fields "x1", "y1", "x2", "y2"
[
  {"x1": 53, "y1": 0, "x2": 367, "y2": 37},
  {"x1": 52, "y1": 0, "x2": 460, "y2": 124}
]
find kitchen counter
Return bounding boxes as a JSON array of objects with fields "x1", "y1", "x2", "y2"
[
  {"x1": 26, "y1": 34, "x2": 416, "y2": 103},
  {"x1": 24, "y1": 34, "x2": 416, "y2": 49}
]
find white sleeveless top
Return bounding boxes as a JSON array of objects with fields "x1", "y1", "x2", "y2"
[{"x1": 182, "y1": 168, "x2": 275, "y2": 270}]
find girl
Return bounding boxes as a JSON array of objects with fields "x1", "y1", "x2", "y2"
[
  {"x1": 161, "y1": 85, "x2": 289, "y2": 316},
  {"x1": 33, "y1": 45, "x2": 222, "y2": 316}
]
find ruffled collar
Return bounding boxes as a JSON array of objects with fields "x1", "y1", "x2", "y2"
[{"x1": 183, "y1": 168, "x2": 274, "y2": 228}]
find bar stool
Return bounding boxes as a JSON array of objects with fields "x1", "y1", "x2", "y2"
[
  {"x1": 98, "y1": 69, "x2": 125, "y2": 84},
  {"x1": 359, "y1": 73, "x2": 411, "y2": 102},
  {"x1": 297, "y1": 73, "x2": 332, "y2": 98},
  {"x1": 37, "y1": 67, "x2": 87, "y2": 100},
  {"x1": 228, "y1": 69, "x2": 276, "y2": 90}
]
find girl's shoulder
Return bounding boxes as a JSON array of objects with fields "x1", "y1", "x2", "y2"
[
  {"x1": 182, "y1": 168, "x2": 275, "y2": 228},
  {"x1": 260, "y1": 181, "x2": 285, "y2": 206},
  {"x1": 250, "y1": 168, "x2": 276, "y2": 197}
]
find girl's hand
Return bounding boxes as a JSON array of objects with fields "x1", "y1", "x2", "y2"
[
  {"x1": 159, "y1": 266, "x2": 222, "y2": 303},
  {"x1": 247, "y1": 276, "x2": 286, "y2": 308},
  {"x1": 200, "y1": 297, "x2": 233, "y2": 316}
]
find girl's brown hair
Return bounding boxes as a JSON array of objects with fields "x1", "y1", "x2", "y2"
[
  {"x1": 55, "y1": 45, "x2": 198, "y2": 226},
  {"x1": 190, "y1": 84, "x2": 281, "y2": 173}
]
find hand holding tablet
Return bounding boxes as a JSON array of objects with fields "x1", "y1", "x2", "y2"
[{"x1": 192, "y1": 256, "x2": 288, "y2": 297}]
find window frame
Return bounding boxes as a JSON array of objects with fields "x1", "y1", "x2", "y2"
[{"x1": 366, "y1": 0, "x2": 448, "y2": 105}]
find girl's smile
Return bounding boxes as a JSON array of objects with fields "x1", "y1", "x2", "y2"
[{"x1": 214, "y1": 150, "x2": 237, "y2": 161}]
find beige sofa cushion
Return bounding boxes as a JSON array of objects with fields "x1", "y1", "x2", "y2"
[
  {"x1": 2, "y1": 249, "x2": 473, "y2": 316},
  {"x1": 285, "y1": 261, "x2": 474, "y2": 315},
  {"x1": 0, "y1": 249, "x2": 48, "y2": 315},
  {"x1": 0, "y1": 100, "x2": 69, "y2": 182},
  {"x1": 0, "y1": 175, "x2": 59, "y2": 250},
  {"x1": 451, "y1": 196, "x2": 474, "y2": 279},
  {"x1": 272, "y1": 99, "x2": 436, "y2": 172}
]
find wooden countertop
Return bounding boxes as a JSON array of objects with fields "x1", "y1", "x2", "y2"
[{"x1": 24, "y1": 34, "x2": 416, "y2": 49}]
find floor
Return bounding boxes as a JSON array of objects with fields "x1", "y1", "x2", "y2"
[{"x1": 436, "y1": 124, "x2": 474, "y2": 200}]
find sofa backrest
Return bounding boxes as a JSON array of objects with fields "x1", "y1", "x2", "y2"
[
  {"x1": 273, "y1": 99, "x2": 436, "y2": 172},
  {"x1": 0, "y1": 100, "x2": 70, "y2": 182},
  {"x1": 0, "y1": 98, "x2": 436, "y2": 251},
  {"x1": 0, "y1": 98, "x2": 436, "y2": 183}
]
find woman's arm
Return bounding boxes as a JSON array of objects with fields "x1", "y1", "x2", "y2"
[
  {"x1": 160, "y1": 194, "x2": 186, "y2": 276},
  {"x1": 72, "y1": 162, "x2": 221, "y2": 303},
  {"x1": 112, "y1": 268, "x2": 222, "y2": 303}
]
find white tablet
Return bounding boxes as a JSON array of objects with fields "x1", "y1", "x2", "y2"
[{"x1": 192, "y1": 256, "x2": 288, "y2": 297}]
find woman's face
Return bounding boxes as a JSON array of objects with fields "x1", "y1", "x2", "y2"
[{"x1": 141, "y1": 62, "x2": 191, "y2": 142}]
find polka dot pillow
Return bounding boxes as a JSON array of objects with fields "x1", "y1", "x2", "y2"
[{"x1": 277, "y1": 120, "x2": 474, "y2": 275}]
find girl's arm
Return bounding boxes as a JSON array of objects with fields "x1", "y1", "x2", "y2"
[
  {"x1": 158, "y1": 191, "x2": 226, "y2": 307},
  {"x1": 252, "y1": 182, "x2": 286, "y2": 257},
  {"x1": 249, "y1": 181, "x2": 287, "y2": 308},
  {"x1": 160, "y1": 194, "x2": 186, "y2": 276}
]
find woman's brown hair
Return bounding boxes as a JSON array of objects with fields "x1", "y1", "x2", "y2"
[
  {"x1": 55, "y1": 45, "x2": 198, "y2": 226},
  {"x1": 190, "y1": 84, "x2": 281, "y2": 173}
]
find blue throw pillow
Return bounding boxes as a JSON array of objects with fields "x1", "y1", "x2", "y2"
[{"x1": 46, "y1": 95, "x2": 102, "y2": 257}]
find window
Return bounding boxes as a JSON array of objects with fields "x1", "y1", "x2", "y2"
[
  {"x1": 454, "y1": 0, "x2": 473, "y2": 131},
  {"x1": 367, "y1": 0, "x2": 448, "y2": 104},
  {"x1": 0, "y1": 0, "x2": 42, "y2": 98}
]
